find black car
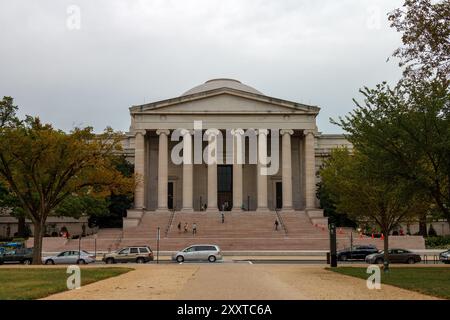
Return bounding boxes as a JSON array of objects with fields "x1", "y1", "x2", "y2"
[
  {"x1": 365, "y1": 248, "x2": 421, "y2": 264},
  {"x1": 0, "y1": 248, "x2": 33, "y2": 265},
  {"x1": 337, "y1": 245, "x2": 378, "y2": 261}
]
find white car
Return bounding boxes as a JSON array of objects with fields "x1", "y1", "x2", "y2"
[
  {"x1": 43, "y1": 250, "x2": 96, "y2": 265},
  {"x1": 439, "y1": 250, "x2": 450, "y2": 264}
]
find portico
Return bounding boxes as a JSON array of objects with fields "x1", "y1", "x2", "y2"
[{"x1": 124, "y1": 79, "x2": 334, "y2": 226}]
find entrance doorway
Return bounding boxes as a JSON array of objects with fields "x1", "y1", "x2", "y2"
[
  {"x1": 218, "y1": 165, "x2": 233, "y2": 211},
  {"x1": 275, "y1": 182, "x2": 282, "y2": 209},
  {"x1": 168, "y1": 182, "x2": 174, "y2": 210}
]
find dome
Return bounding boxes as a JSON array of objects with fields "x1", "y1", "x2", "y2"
[{"x1": 182, "y1": 78, "x2": 263, "y2": 96}]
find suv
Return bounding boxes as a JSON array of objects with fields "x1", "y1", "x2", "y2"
[
  {"x1": 337, "y1": 245, "x2": 378, "y2": 261},
  {"x1": 0, "y1": 248, "x2": 33, "y2": 265},
  {"x1": 103, "y1": 246, "x2": 154, "y2": 264},
  {"x1": 172, "y1": 244, "x2": 222, "y2": 263}
]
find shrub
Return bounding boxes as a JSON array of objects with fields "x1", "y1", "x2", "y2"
[{"x1": 425, "y1": 236, "x2": 450, "y2": 249}]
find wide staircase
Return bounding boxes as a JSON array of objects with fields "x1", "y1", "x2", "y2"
[{"x1": 37, "y1": 211, "x2": 426, "y2": 252}]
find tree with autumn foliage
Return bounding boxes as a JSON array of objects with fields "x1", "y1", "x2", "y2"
[{"x1": 0, "y1": 96, "x2": 134, "y2": 264}]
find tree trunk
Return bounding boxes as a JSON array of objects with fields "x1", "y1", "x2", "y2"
[
  {"x1": 383, "y1": 231, "x2": 390, "y2": 272},
  {"x1": 17, "y1": 216, "x2": 26, "y2": 238},
  {"x1": 32, "y1": 221, "x2": 44, "y2": 265}
]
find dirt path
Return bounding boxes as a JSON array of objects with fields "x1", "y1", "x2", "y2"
[{"x1": 44, "y1": 264, "x2": 439, "y2": 300}]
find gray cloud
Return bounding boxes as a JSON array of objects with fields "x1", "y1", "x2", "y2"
[{"x1": 0, "y1": 0, "x2": 403, "y2": 133}]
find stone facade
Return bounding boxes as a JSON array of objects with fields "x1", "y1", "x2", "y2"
[{"x1": 123, "y1": 79, "x2": 352, "y2": 227}]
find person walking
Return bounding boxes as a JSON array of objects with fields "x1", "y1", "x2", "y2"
[
  {"x1": 221, "y1": 212, "x2": 225, "y2": 224},
  {"x1": 184, "y1": 222, "x2": 188, "y2": 233},
  {"x1": 177, "y1": 222, "x2": 181, "y2": 233},
  {"x1": 274, "y1": 219, "x2": 279, "y2": 231},
  {"x1": 192, "y1": 222, "x2": 197, "y2": 236}
]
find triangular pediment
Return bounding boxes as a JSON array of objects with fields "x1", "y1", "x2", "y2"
[{"x1": 130, "y1": 88, "x2": 319, "y2": 115}]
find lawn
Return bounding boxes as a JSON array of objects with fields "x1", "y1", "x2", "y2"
[
  {"x1": 329, "y1": 267, "x2": 450, "y2": 299},
  {"x1": 0, "y1": 267, "x2": 132, "y2": 300}
]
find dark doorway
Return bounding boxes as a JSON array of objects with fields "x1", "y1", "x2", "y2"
[
  {"x1": 218, "y1": 165, "x2": 233, "y2": 211},
  {"x1": 276, "y1": 182, "x2": 282, "y2": 209},
  {"x1": 168, "y1": 182, "x2": 174, "y2": 210}
]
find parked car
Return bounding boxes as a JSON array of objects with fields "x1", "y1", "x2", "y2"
[
  {"x1": 0, "y1": 248, "x2": 33, "y2": 265},
  {"x1": 172, "y1": 244, "x2": 222, "y2": 263},
  {"x1": 102, "y1": 246, "x2": 154, "y2": 264},
  {"x1": 42, "y1": 250, "x2": 96, "y2": 265},
  {"x1": 337, "y1": 245, "x2": 378, "y2": 261},
  {"x1": 439, "y1": 249, "x2": 450, "y2": 264},
  {"x1": 365, "y1": 248, "x2": 421, "y2": 264}
]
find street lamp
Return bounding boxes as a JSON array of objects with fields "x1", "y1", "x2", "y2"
[{"x1": 329, "y1": 223, "x2": 337, "y2": 267}]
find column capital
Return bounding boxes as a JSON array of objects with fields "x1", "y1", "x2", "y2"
[
  {"x1": 156, "y1": 129, "x2": 170, "y2": 136},
  {"x1": 231, "y1": 128, "x2": 245, "y2": 137},
  {"x1": 205, "y1": 128, "x2": 221, "y2": 137},
  {"x1": 257, "y1": 129, "x2": 269, "y2": 136},
  {"x1": 280, "y1": 129, "x2": 294, "y2": 136},
  {"x1": 303, "y1": 130, "x2": 316, "y2": 137},
  {"x1": 134, "y1": 130, "x2": 146, "y2": 137},
  {"x1": 180, "y1": 129, "x2": 193, "y2": 137}
]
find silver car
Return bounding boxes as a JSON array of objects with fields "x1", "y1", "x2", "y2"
[
  {"x1": 42, "y1": 250, "x2": 96, "y2": 265},
  {"x1": 439, "y1": 250, "x2": 450, "y2": 264},
  {"x1": 172, "y1": 245, "x2": 222, "y2": 263}
]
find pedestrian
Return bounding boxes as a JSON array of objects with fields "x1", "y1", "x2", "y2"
[
  {"x1": 184, "y1": 222, "x2": 188, "y2": 233},
  {"x1": 177, "y1": 222, "x2": 181, "y2": 233},
  {"x1": 274, "y1": 220, "x2": 279, "y2": 231},
  {"x1": 221, "y1": 212, "x2": 225, "y2": 224},
  {"x1": 192, "y1": 222, "x2": 197, "y2": 236}
]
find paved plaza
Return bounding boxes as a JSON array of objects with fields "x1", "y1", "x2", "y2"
[{"x1": 43, "y1": 264, "x2": 438, "y2": 300}]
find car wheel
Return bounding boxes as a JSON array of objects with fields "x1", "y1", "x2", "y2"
[
  {"x1": 176, "y1": 256, "x2": 184, "y2": 263},
  {"x1": 77, "y1": 259, "x2": 86, "y2": 265},
  {"x1": 208, "y1": 255, "x2": 217, "y2": 263},
  {"x1": 22, "y1": 259, "x2": 32, "y2": 265},
  {"x1": 375, "y1": 258, "x2": 384, "y2": 264},
  {"x1": 407, "y1": 258, "x2": 415, "y2": 264},
  {"x1": 45, "y1": 259, "x2": 55, "y2": 265},
  {"x1": 105, "y1": 258, "x2": 115, "y2": 264},
  {"x1": 136, "y1": 257, "x2": 145, "y2": 264},
  {"x1": 340, "y1": 255, "x2": 348, "y2": 261}
]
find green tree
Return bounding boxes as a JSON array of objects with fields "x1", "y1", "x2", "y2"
[
  {"x1": 0, "y1": 97, "x2": 134, "y2": 264},
  {"x1": 320, "y1": 148, "x2": 428, "y2": 271},
  {"x1": 334, "y1": 80, "x2": 449, "y2": 225},
  {"x1": 317, "y1": 181, "x2": 356, "y2": 228}
]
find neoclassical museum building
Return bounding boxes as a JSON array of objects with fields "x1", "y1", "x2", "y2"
[{"x1": 121, "y1": 78, "x2": 351, "y2": 228}]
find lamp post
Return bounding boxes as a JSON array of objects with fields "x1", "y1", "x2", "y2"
[
  {"x1": 156, "y1": 227, "x2": 160, "y2": 264},
  {"x1": 329, "y1": 223, "x2": 337, "y2": 267},
  {"x1": 94, "y1": 233, "x2": 97, "y2": 262}
]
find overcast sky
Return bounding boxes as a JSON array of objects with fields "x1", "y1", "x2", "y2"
[{"x1": 0, "y1": 0, "x2": 404, "y2": 133}]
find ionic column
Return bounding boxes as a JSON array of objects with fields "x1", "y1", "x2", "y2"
[
  {"x1": 232, "y1": 129, "x2": 244, "y2": 211},
  {"x1": 156, "y1": 129, "x2": 170, "y2": 211},
  {"x1": 257, "y1": 129, "x2": 269, "y2": 211},
  {"x1": 205, "y1": 129, "x2": 220, "y2": 212},
  {"x1": 181, "y1": 129, "x2": 194, "y2": 212},
  {"x1": 281, "y1": 129, "x2": 294, "y2": 211},
  {"x1": 134, "y1": 130, "x2": 146, "y2": 210},
  {"x1": 304, "y1": 130, "x2": 317, "y2": 209}
]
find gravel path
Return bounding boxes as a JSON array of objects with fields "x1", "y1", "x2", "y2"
[{"x1": 44, "y1": 264, "x2": 439, "y2": 300}]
